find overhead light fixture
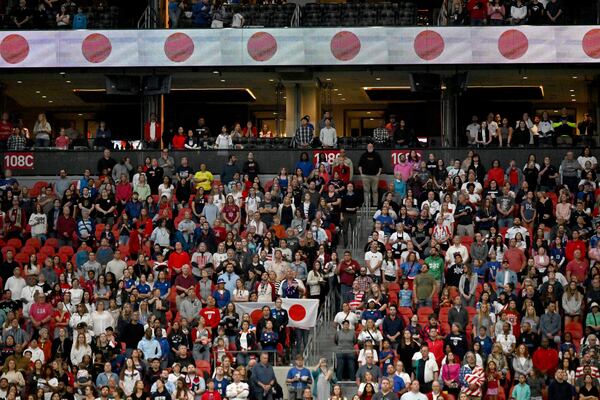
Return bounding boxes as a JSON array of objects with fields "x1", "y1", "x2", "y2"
[
  {"x1": 553, "y1": 110, "x2": 559, "y2": 113},
  {"x1": 77, "y1": 113, "x2": 83, "y2": 116},
  {"x1": 341, "y1": 98, "x2": 346, "y2": 101},
  {"x1": 220, "y1": 79, "x2": 226, "y2": 82},
  {"x1": 16, "y1": 80, "x2": 22, "y2": 84},
  {"x1": 522, "y1": 76, "x2": 528, "y2": 80},
  {"x1": 375, "y1": 77, "x2": 381, "y2": 81},
  {"x1": 213, "y1": 70, "x2": 220, "y2": 74},
  {"x1": 572, "y1": 76, "x2": 578, "y2": 79},
  {"x1": 572, "y1": 99, "x2": 577, "y2": 102},
  {"x1": 35, "y1": 90, "x2": 40, "y2": 94},
  {"x1": 367, "y1": 111, "x2": 371, "y2": 114},
  {"x1": 569, "y1": 89, "x2": 575, "y2": 92},
  {"x1": 333, "y1": 88, "x2": 339, "y2": 92},
  {"x1": 369, "y1": 118, "x2": 374, "y2": 121},
  {"x1": 42, "y1": 95, "x2": 47, "y2": 98},
  {"x1": 325, "y1": 78, "x2": 331, "y2": 81},
  {"x1": 59, "y1": 72, "x2": 66, "y2": 75},
  {"x1": 268, "y1": 79, "x2": 274, "y2": 82},
  {"x1": 337, "y1": 93, "x2": 342, "y2": 96},
  {"x1": 571, "y1": 94, "x2": 576, "y2": 97},
  {"x1": 283, "y1": 96, "x2": 287, "y2": 99},
  {"x1": 273, "y1": 112, "x2": 277, "y2": 115},
  {"x1": 66, "y1": 80, "x2": 72, "y2": 84},
  {"x1": 48, "y1": 100, "x2": 53, "y2": 103}
]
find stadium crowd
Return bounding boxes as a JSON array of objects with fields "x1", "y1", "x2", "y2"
[{"x1": 0, "y1": 141, "x2": 598, "y2": 400}]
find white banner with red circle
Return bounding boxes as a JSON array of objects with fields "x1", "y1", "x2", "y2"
[
  {"x1": 2, "y1": 26, "x2": 600, "y2": 67},
  {"x1": 235, "y1": 298, "x2": 319, "y2": 329}
]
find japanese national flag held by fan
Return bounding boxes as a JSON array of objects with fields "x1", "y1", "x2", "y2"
[{"x1": 235, "y1": 299, "x2": 319, "y2": 329}]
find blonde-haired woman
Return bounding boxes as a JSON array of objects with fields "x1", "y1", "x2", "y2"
[{"x1": 33, "y1": 113, "x2": 52, "y2": 148}]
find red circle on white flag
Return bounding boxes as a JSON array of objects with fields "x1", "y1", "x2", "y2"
[
  {"x1": 0, "y1": 34, "x2": 29, "y2": 64},
  {"x1": 164, "y1": 32, "x2": 194, "y2": 62},
  {"x1": 582, "y1": 29, "x2": 600, "y2": 58},
  {"x1": 82, "y1": 33, "x2": 112, "y2": 63},
  {"x1": 498, "y1": 29, "x2": 528, "y2": 60},
  {"x1": 247, "y1": 32, "x2": 278, "y2": 62},
  {"x1": 330, "y1": 31, "x2": 361, "y2": 61},
  {"x1": 250, "y1": 309, "x2": 263, "y2": 324},
  {"x1": 289, "y1": 304, "x2": 306, "y2": 321},
  {"x1": 414, "y1": 30, "x2": 444, "y2": 61}
]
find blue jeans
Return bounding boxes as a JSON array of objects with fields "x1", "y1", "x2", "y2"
[
  {"x1": 35, "y1": 138, "x2": 49, "y2": 148},
  {"x1": 336, "y1": 352, "x2": 356, "y2": 381},
  {"x1": 498, "y1": 216, "x2": 513, "y2": 229}
]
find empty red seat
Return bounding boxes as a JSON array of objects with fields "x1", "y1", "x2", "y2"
[
  {"x1": 25, "y1": 238, "x2": 41, "y2": 249},
  {"x1": 6, "y1": 238, "x2": 22, "y2": 250}
]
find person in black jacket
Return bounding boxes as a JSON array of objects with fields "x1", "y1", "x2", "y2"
[
  {"x1": 548, "y1": 369, "x2": 575, "y2": 400},
  {"x1": 119, "y1": 311, "x2": 145, "y2": 354},
  {"x1": 341, "y1": 182, "x2": 362, "y2": 248},
  {"x1": 358, "y1": 143, "x2": 384, "y2": 207}
]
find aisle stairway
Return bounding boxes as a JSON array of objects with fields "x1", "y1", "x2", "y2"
[{"x1": 303, "y1": 205, "x2": 375, "y2": 396}]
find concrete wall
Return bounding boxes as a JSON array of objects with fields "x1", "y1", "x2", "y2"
[{"x1": 1, "y1": 147, "x2": 575, "y2": 177}]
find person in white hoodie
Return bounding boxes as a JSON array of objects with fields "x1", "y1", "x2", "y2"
[
  {"x1": 226, "y1": 370, "x2": 250, "y2": 400},
  {"x1": 319, "y1": 118, "x2": 337, "y2": 148}
]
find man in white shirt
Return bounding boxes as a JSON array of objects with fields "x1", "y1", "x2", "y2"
[
  {"x1": 400, "y1": 381, "x2": 427, "y2": 400},
  {"x1": 226, "y1": 370, "x2": 250, "y2": 400},
  {"x1": 410, "y1": 345, "x2": 438, "y2": 393},
  {"x1": 445, "y1": 236, "x2": 469, "y2": 264},
  {"x1": 496, "y1": 321, "x2": 516, "y2": 355},
  {"x1": 106, "y1": 250, "x2": 127, "y2": 281},
  {"x1": 364, "y1": 242, "x2": 383, "y2": 282},
  {"x1": 319, "y1": 118, "x2": 337, "y2": 148},
  {"x1": 4, "y1": 267, "x2": 26, "y2": 301},
  {"x1": 421, "y1": 191, "x2": 440, "y2": 216},
  {"x1": 505, "y1": 218, "x2": 529, "y2": 241},
  {"x1": 24, "y1": 338, "x2": 45, "y2": 363},
  {"x1": 465, "y1": 116, "x2": 480, "y2": 146}
]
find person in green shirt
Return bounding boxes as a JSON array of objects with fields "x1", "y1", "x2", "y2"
[
  {"x1": 510, "y1": 374, "x2": 531, "y2": 400},
  {"x1": 586, "y1": 302, "x2": 600, "y2": 333},
  {"x1": 413, "y1": 264, "x2": 436, "y2": 307},
  {"x1": 424, "y1": 247, "x2": 444, "y2": 285}
]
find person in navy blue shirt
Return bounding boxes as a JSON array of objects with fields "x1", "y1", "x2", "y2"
[
  {"x1": 286, "y1": 355, "x2": 312, "y2": 400},
  {"x1": 212, "y1": 278, "x2": 231, "y2": 309}
]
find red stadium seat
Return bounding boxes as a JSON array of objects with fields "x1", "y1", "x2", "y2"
[
  {"x1": 439, "y1": 307, "x2": 450, "y2": 324},
  {"x1": 195, "y1": 360, "x2": 211, "y2": 377},
  {"x1": 20, "y1": 246, "x2": 36, "y2": 257},
  {"x1": 6, "y1": 238, "x2": 22, "y2": 250},
  {"x1": 14, "y1": 253, "x2": 29, "y2": 265},
  {"x1": 58, "y1": 246, "x2": 74, "y2": 257},
  {"x1": 25, "y1": 238, "x2": 41, "y2": 250},
  {"x1": 39, "y1": 246, "x2": 55, "y2": 257},
  {"x1": 45, "y1": 238, "x2": 59, "y2": 249},
  {"x1": 398, "y1": 307, "x2": 413, "y2": 325}
]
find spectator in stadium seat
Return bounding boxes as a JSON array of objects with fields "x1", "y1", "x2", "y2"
[
  {"x1": 319, "y1": 118, "x2": 337, "y2": 149},
  {"x1": 359, "y1": 143, "x2": 384, "y2": 208},
  {"x1": 540, "y1": 303, "x2": 562, "y2": 344},
  {"x1": 414, "y1": 263, "x2": 436, "y2": 307},
  {"x1": 545, "y1": 0, "x2": 564, "y2": 24},
  {"x1": 448, "y1": 296, "x2": 469, "y2": 331},
  {"x1": 250, "y1": 353, "x2": 276, "y2": 400},
  {"x1": 293, "y1": 117, "x2": 314, "y2": 149},
  {"x1": 242, "y1": 152, "x2": 261, "y2": 181},
  {"x1": 7, "y1": 128, "x2": 26, "y2": 151},
  {"x1": 192, "y1": 0, "x2": 211, "y2": 27},
  {"x1": 548, "y1": 369, "x2": 573, "y2": 400},
  {"x1": 411, "y1": 344, "x2": 438, "y2": 393},
  {"x1": 466, "y1": 0, "x2": 486, "y2": 25}
]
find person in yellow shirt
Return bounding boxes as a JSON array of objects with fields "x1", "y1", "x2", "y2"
[{"x1": 193, "y1": 163, "x2": 214, "y2": 191}]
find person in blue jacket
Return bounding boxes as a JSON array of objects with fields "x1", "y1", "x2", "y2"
[
  {"x1": 192, "y1": 0, "x2": 211, "y2": 28},
  {"x1": 295, "y1": 152, "x2": 314, "y2": 178}
]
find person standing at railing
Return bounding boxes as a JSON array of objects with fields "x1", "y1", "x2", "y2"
[
  {"x1": 358, "y1": 143, "x2": 384, "y2": 208},
  {"x1": 334, "y1": 320, "x2": 357, "y2": 381}
]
